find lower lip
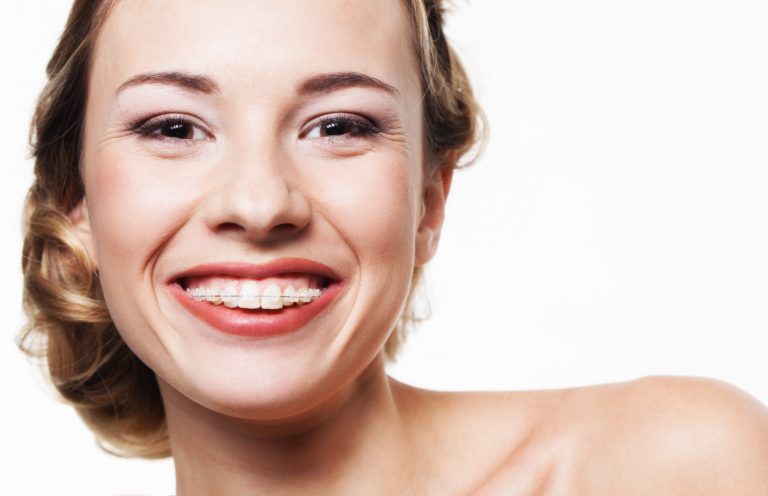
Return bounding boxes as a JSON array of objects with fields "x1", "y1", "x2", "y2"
[{"x1": 168, "y1": 281, "x2": 344, "y2": 338}]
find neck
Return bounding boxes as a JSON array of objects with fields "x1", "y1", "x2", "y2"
[{"x1": 159, "y1": 356, "x2": 428, "y2": 495}]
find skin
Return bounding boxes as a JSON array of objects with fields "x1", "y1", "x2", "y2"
[{"x1": 67, "y1": 0, "x2": 768, "y2": 494}]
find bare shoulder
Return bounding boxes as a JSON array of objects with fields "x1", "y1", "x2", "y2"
[
  {"x1": 392, "y1": 377, "x2": 768, "y2": 495},
  {"x1": 391, "y1": 379, "x2": 572, "y2": 493},
  {"x1": 576, "y1": 375, "x2": 768, "y2": 495}
]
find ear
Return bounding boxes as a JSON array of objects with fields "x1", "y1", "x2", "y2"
[
  {"x1": 415, "y1": 164, "x2": 454, "y2": 266},
  {"x1": 67, "y1": 197, "x2": 99, "y2": 271}
]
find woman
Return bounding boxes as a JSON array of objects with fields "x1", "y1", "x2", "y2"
[{"x1": 18, "y1": 0, "x2": 768, "y2": 494}]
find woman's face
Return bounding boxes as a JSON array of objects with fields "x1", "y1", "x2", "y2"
[{"x1": 72, "y1": 0, "x2": 450, "y2": 419}]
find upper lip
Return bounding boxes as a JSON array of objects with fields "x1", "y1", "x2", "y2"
[{"x1": 168, "y1": 257, "x2": 341, "y2": 286}]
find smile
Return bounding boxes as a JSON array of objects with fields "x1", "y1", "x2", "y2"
[
  {"x1": 182, "y1": 274, "x2": 327, "y2": 310},
  {"x1": 167, "y1": 258, "x2": 344, "y2": 338}
]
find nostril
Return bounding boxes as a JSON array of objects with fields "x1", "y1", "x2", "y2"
[
  {"x1": 218, "y1": 222, "x2": 245, "y2": 233},
  {"x1": 270, "y1": 223, "x2": 300, "y2": 235},
  {"x1": 212, "y1": 219, "x2": 306, "y2": 243}
]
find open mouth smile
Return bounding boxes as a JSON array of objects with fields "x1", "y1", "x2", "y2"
[
  {"x1": 167, "y1": 258, "x2": 344, "y2": 337},
  {"x1": 180, "y1": 273, "x2": 328, "y2": 310}
]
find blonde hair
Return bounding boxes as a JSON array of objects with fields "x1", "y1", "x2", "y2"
[{"x1": 18, "y1": 0, "x2": 485, "y2": 458}]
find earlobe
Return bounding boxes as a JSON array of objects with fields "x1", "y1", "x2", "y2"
[
  {"x1": 67, "y1": 197, "x2": 99, "y2": 271},
  {"x1": 415, "y1": 165, "x2": 454, "y2": 266}
]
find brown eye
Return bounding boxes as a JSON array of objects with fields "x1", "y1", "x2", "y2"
[
  {"x1": 134, "y1": 115, "x2": 208, "y2": 142},
  {"x1": 160, "y1": 119, "x2": 195, "y2": 140},
  {"x1": 319, "y1": 120, "x2": 360, "y2": 137},
  {"x1": 304, "y1": 116, "x2": 379, "y2": 139}
]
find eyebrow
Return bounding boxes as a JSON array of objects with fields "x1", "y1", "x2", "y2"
[
  {"x1": 296, "y1": 72, "x2": 400, "y2": 99},
  {"x1": 116, "y1": 71, "x2": 220, "y2": 96},
  {"x1": 115, "y1": 70, "x2": 399, "y2": 99}
]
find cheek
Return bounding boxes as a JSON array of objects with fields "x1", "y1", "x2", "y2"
[
  {"x1": 85, "y1": 147, "x2": 197, "y2": 293},
  {"x1": 305, "y1": 152, "x2": 420, "y2": 356},
  {"x1": 84, "y1": 147, "x2": 211, "y2": 369},
  {"x1": 310, "y1": 153, "x2": 419, "y2": 266}
]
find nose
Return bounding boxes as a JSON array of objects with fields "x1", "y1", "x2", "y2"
[{"x1": 203, "y1": 142, "x2": 311, "y2": 244}]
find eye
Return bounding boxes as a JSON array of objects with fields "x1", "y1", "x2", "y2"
[
  {"x1": 301, "y1": 115, "x2": 380, "y2": 140},
  {"x1": 132, "y1": 114, "x2": 210, "y2": 143}
]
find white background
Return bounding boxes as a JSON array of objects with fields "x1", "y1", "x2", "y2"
[{"x1": 2, "y1": 1, "x2": 767, "y2": 494}]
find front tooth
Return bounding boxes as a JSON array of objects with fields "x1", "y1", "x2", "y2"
[
  {"x1": 221, "y1": 281, "x2": 239, "y2": 308},
  {"x1": 261, "y1": 283, "x2": 283, "y2": 310},
  {"x1": 282, "y1": 286, "x2": 297, "y2": 306},
  {"x1": 237, "y1": 280, "x2": 261, "y2": 309}
]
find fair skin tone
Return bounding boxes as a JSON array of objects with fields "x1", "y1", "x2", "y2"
[{"x1": 68, "y1": 0, "x2": 768, "y2": 494}]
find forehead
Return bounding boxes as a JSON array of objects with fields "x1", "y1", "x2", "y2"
[{"x1": 91, "y1": 0, "x2": 420, "y2": 100}]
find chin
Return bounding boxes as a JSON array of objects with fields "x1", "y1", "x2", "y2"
[{"x1": 159, "y1": 352, "x2": 349, "y2": 421}]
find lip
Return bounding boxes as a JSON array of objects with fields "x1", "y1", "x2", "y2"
[
  {"x1": 166, "y1": 258, "x2": 344, "y2": 338},
  {"x1": 167, "y1": 257, "x2": 341, "y2": 285}
]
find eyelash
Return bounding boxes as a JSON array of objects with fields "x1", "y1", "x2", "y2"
[
  {"x1": 131, "y1": 114, "x2": 209, "y2": 145},
  {"x1": 301, "y1": 115, "x2": 382, "y2": 141},
  {"x1": 129, "y1": 114, "x2": 382, "y2": 145}
]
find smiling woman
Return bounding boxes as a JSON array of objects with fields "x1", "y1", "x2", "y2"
[{"x1": 16, "y1": 0, "x2": 768, "y2": 495}]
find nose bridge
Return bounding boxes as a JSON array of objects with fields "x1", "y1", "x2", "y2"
[
  {"x1": 204, "y1": 130, "x2": 309, "y2": 240},
  {"x1": 229, "y1": 136, "x2": 289, "y2": 201}
]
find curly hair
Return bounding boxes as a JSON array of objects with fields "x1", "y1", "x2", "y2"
[{"x1": 18, "y1": 0, "x2": 486, "y2": 458}]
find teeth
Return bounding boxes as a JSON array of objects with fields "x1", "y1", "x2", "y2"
[
  {"x1": 193, "y1": 286, "x2": 223, "y2": 305},
  {"x1": 186, "y1": 282, "x2": 324, "y2": 310},
  {"x1": 283, "y1": 286, "x2": 297, "y2": 307},
  {"x1": 238, "y1": 280, "x2": 261, "y2": 309},
  {"x1": 261, "y1": 284, "x2": 283, "y2": 310},
  {"x1": 297, "y1": 287, "x2": 310, "y2": 305},
  {"x1": 221, "y1": 281, "x2": 239, "y2": 308}
]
